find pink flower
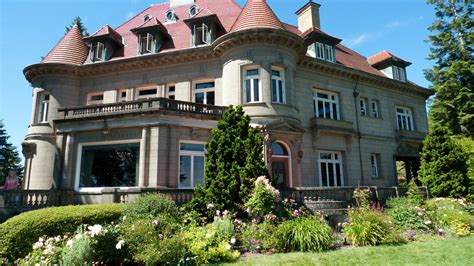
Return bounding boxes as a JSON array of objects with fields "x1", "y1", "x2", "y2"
[
  {"x1": 252, "y1": 218, "x2": 258, "y2": 225},
  {"x1": 292, "y1": 209, "x2": 299, "y2": 217},
  {"x1": 223, "y1": 210, "x2": 229, "y2": 217},
  {"x1": 216, "y1": 210, "x2": 221, "y2": 216},
  {"x1": 207, "y1": 203, "x2": 214, "y2": 209},
  {"x1": 152, "y1": 219, "x2": 158, "y2": 226}
]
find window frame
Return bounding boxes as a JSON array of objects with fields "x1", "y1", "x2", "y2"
[
  {"x1": 135, "y1": 86, "x2": 158, "y2": 99},
  {"x1": 87, "y1": 92, "x2": 104, "y2": 105},
  {"x1": 313, "y1": 89, "x2": 340, "y2": 120},
  {"x1": 371, "y1": 100, "x2": 379, "y2": 118},
  {"x1": 396, "y1": 106, "x2": 414, "y2": 131},
  {"x1": 317, "y1": 150, "x2": 344, "y2": 187},
  {"x1": 243, "y1": 67, "x2": 262, "y2": 104},
  {"x1": 189, "y1": 4, "x2": 199, "y2": 17},
  {"x1": 192, "y1": 23, "x2": 210, "y2": 47},
  {"x1": 178, "y1": 141, "x2": 206, "y2": 189},
  {"x1": 38, "y1": 93, "x2": 50, "y2": 123},
  {"x1": 165, "y1": 10, "x2": 177, "y2": 23},
  {"x1": 371, "y1": 153, "x2": 380, "y2": 179},
  {"x1": 117, "y1": 89, "x2": 129, "y2": 102},
  {"x1": 271, "y1": 67, "x2": 286, "y2": 104},
  {"x1": 359, "y1": 97, "x2": 367, "y2": 116},
  {"x1": 166, "y1": 84, "x2": 176, "y2": 100},
  {"x1": 193, "y1": 80, "x2": 215, "y2": 105},
  {"x1": 315, "y1": 42, "x2": 325, "y2": 59},
  {"x1": 324, "y1": 44, "x2": 335, "y2": 62},
  {"x1": 94, "y1": 42, "x2": 105, "y2": 62}
]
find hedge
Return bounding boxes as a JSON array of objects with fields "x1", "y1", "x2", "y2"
[{"x1": 0, "y1": 203, "x2": 124, "y2": 260}]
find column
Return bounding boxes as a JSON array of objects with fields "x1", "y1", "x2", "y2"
[{"x1": 139, "y1": 127, "x2": 149, "y2": 187}]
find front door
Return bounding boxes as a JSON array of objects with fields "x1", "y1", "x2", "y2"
[{"x1": 272, "y1": 158, "x2": 289, "y2": 188}]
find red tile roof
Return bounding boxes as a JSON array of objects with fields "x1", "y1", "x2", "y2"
[
  {"x1": 231, "y1": 0, "x2": 285, "y2": 32},
  {"x1": 42, "y1": 25, "x2": 88, "y2": 65},
  {"x1": 85, "y1": 25, "x2": 123, "y2": 45},
  {"x1": 367, "y1": 50, "x2": 411, "y2": 67}
]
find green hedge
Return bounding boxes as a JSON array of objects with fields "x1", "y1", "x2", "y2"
[{"x1": 0, "y1": 203, "x2": 124, "y2": 260}]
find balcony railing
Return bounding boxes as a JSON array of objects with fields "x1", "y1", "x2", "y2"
[{"x1": 58, "y1": 98, "x2": 226, "y2": 119}]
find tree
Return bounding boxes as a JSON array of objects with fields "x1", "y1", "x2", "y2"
[
  {"x1": 424, "y1": 1, "x2": 473, "y2": 136},
  {"x1": 185, "y1": 106, "x2": 269, "y2": 219},
  {"x1": 65, "y1": 16, "x2": 88, "y2": 36},
  {"x1": 0, "y1": 120, "x2": 23, "y2": 185},
  {"x1": 418, "y1": 124, "x2": 471, "y2": 198}
]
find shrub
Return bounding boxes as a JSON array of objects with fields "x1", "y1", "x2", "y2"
[
  {"x1": 245, "y1": 176, "x2": 280, "y2": 218},
  {"x1": 386, "y1": 197, "x2": 432, "y2": 231},
  {"x1": 124, "y1": 193, "x2": 180, "y2": 221},
  {"x1": 277, "y1": 217, "x2": 335, "y2": 252},
  {"x1": 425, "y1": 198, "x2": 474, "y2": 236},
  {"x1": 240, "y1": 221, "x2": 279, "y2": 253},
  {"x1": 0, "y1": 204, "x2": 123, "y2": 260},
  {"x1": 407, "y1": 179, "x2": 426, "y2": 206},
  {"x1": 61, "y1": 230, "x2": 94, "y2": 265},
  {"x1": 343, "y1": 208, "x2": 394, "y2": 246},
  {"x1": 133, "y1": 233, "x2": 187, "y2": 265}
]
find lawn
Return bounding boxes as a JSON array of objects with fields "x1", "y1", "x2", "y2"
[{"x1": 230, "y1": 236, "x2": 474, "y2": 266}]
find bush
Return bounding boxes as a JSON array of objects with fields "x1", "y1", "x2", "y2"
[
  {"x1": 425, "y1": 198, "x2": 474, "y2": 236},
  {"x1": 343, "y1": 208, "x2": 395, "y2": 246},
  {"x1": 0, "y1": 204, "x2": 123, "y2": 260},
  {"x1": 386, "y1": 197, "x2": 433, "y2": 231},
  {"x1": 124, "y1": 193, "x2": 180, "y2": 221},
  {"x1": 277, "y1": 217, "x2": 335, "y2": 252},
  {"x1": 240, "y1": 221, "x2": 279, "y2": 253},
  {"x1": 245, "y1": 176, "x2": 280, "y2": 218}
]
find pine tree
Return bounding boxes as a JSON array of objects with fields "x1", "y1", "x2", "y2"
[
  {"x1": 65, "y1": 16, "x2": 88, "y2": 36},
  {"x1": 0, "y1": 120, "x2": 23, "y2": 185},
  {"x1": 186, "y1": 106, "x2": 269, "y2": 218},
  {"x1": 418, "y1": 125, "x2": 470, "y2": 198},
  {"x1": 424, "y1": 1, "x2": 473, "y2": 136}
]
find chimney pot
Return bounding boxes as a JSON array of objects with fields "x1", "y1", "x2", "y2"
[{"x1": 296, "y1": 1, "x2": 321, "y2": 32}]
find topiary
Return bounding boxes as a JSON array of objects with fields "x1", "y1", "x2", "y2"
[{"x1": 0, "y1": 203, "x2": 123, "y2": 260}]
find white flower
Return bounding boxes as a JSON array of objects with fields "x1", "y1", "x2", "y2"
[
  {"x1": 417, "y1": 212, "x2": 423, "y2": 216},
  {"x1": 216, "y1": 210, "x2": 221, "y2": 216},
  {"x1": 205, "y1": 232, "x2": 212, "y2": 238},
  {"x1": 66, "y1": 240, "x2": 74, "y2": 247},
  {"x1": 223, "y1": 210, "x2": 229, "y2": 217},
  {"x1": 32, "y1": 242, "x2": 43, "y2": 250},
  {"x1": 88, "y1": 224, "x2": 102, "y2": 237},
  {"x1": 38, "y1": 237, "x2": 45, "y2": 243},
  {"x1": 226, "y1": 244, "x2": 232, "y2": 250},
  {"x1": 230, "y1": 237, "x2": 236, "y2": 244},
  {"x1": 207, "y1": 203, "x2": 214, "y2": 209},
  {"x1": 116, "y1": 240, "x2": 125, "y2": 250},
  {"x1": 424, "y1": 220, "x2": 432, "y2": 225},
  {"x1": 122, "y1": 215, "x2": 127, "y2": 221},
  {"x1": 55, "y1": 236, "x2": 61, "y2": 242},
  {"x1": 75, "y1": 234, "x2": 82, "y2": 240}
]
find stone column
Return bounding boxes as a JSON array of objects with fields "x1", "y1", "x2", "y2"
[
  {"x1": 138, "y1": 127, "x2": 149, "y2": 187},
  {"x1": 62, "y1": 133, "x2": 74, "y2": 188}
]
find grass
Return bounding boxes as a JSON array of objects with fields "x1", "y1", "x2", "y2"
[{"x1": 229, "y1": 236, "x2": 474, "y2": 266}]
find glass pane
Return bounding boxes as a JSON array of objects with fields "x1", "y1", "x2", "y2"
[
  {"x1": 320, "y1": 152, "x2": 331, "y2": 160},
  {"x1": 253, "y1": 79, "x2": 259, "y2": 101},
  {"x1": 80, "y1": 143, "x2": 139, "y2": 187},
  {"x1": 317, "y1": 92, "x2": 328, "y2": 99},
  {"x1": 272, "y1": 79, "x2": 277, "y2": 102},
  {"x1": 193, "y1": 156, "x2": 204, "y2": 187},
  {"x1": 195, "y1": 82, "x2": 215, "y2": 89},
  {"x1": 324, "y1": 102, "x2": 331, "y2": 118},
  {"x1": 328, "y1": 163, "x2": 335, "y2": 186},
  {"x1": 336, "y1": 163, "x2": 342, "y2": 186},
  {"x1": 246, "y1": 69, "x2": 259, "y2": 76},
  {"x1": 195, "y1": 92, "x2": 204, "y2": 104},
  {"x1": 180, "y1": 143, "x2": 205, "y2": 152},
  {"x1": 320, "y1": 162, "x2": 327, "y2": 187},
  {"x1": 138, "y1": 89, "x2": 157, "y2": 96},
  {"x1": 272, "y1": 161, "x2": 285, "y2": 187},
  {"x1": 407, "y1": 118, "x2": 412, "y2": 130},
  {"x1": 318, "y1": 100, "x2": 324, "y2": 117},
  {"x1": 271, "y1": 70, "x2": 280, "y2": 77},
  {"x1": 279, "y1": 85, "x2": 284, "y2": 103},
  {"x1": 179, "y1": 156, "x2": 191, "y2": 187},
  {"x1": 332, "y1": 103, "x2": 338, "y2": 120},
  {"x1": 168, "y1": 86, "x2": 175, "y2": 92},
  {"x1": 245, "y1": 79, "x2": 251, "y2": 103},
  {"x1": 271, "y1": 142, "x2": 287, "y2": 155},
  {"x1": 206, "y1": 91, "x2": 215, "y2": 105}
]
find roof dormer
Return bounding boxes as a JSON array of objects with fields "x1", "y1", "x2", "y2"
[
  {"x1": 131, "y1": 17, "x2": 170, "y2": 55},
  {"x1": 184, "y1": 8, "x2": 224, "y2": 47},
  {"x1": 84, "y1": 25, "x2": 123, "y2": 63},
  {"x1": 368, "y1": 50, "x2": 412, "y2": 82}
]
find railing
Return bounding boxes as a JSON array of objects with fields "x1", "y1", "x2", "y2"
[
  {"x1": 0, "y1": 189, "x2": 74, "y2": 209},
  {"x1": 58, "y1": 98, "x2": 226, "y2": 119}
]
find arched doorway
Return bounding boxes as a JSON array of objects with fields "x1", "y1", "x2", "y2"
[{"x1": 270, "y1": 141, "x2": 291, "y2": 188}]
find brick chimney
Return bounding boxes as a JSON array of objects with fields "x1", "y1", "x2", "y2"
[
  {"x1": 170, "y1": 0, "x2": 195, "y2": 8},
  {"x1": 296, "y1": 1, "x2": 321, "y2": 32}
]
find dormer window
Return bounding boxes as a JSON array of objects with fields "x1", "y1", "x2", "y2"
[
  {"x1": 311, "y1": 42, "x2": 335, "y2": 63},
  {"x1": 193, "y1": 23, "x2": 210, "y2": 46},
  {"x1": 85, "y1": 25, "x2": 123, "y2": 63},
  {"x1": 368, "y1": 51, "x2": 411, "y2": 83},
  {"x1": 139, "y1": 33, "x2": 154, "y2": 54},
  {"x1": 131, "y1": 18, "x2": 169, "y2": 55},
  {"x1": 165, "y1": 10, "x2": 177, "y2": 23},
  {"x1": 393, "y1": 66, "x2": 406, "y2": 82},
  {"x1": 189, "y1": 5, "x2": 199, "y2": 17},
  {"x1": 143, "y1": 14, "x2": 151, "y2": 22},
  {"x1": 93, "y1": 42, "x2": 105, "y2": 62}
]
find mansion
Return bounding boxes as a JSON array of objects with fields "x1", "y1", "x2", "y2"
[{"x1": 21, "y1": 0, "x2": 432, "y2": 202}]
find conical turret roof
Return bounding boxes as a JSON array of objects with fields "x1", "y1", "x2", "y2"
[
  {"x1": 231, "y1": 0, "x2": 285, "y2": 32},
  {"x1": 42, "y1": 25, "x2": 88, "y2": 65}
]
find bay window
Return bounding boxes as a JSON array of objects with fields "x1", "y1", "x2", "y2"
[
  {"x1": 179, "y1": 142, "x2": 205, "y2": 188},
  {"x1": 244, "y1": 68, "x2": 261, "y2": 103},
  {"x1": 313, "y1": 90, "x2": 340, "y2": 120}
]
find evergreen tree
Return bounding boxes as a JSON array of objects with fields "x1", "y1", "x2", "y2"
[
  {"x1": 424, "y1": 1, "x2": 473, "y2": 136},
  {"x1": 0, "y1": 120, "x2": 23, "y2": 185},
  {"x1": 186, "y1": 106, "x2": 268, "y2": 219},
  {"x1": 418, "y1": 124, "x2": 471, "y2": 198},
  {"x1": 65, "y1": 16, "x2": 88, "y2": 36}
]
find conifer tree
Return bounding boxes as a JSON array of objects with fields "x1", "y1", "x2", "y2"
[
  {"x1": 424, "y1": 1, "x2": 473, "y2": 136},
  {"x1": 0, "y1": 120, "x2": 23, "y2": 185},
  {"x1": 418, "y1": 125, "x2": 470, "y2": 198},
  {"x1": 65, "y1": 16, "x2": 89, "y2": 36},
  {"x1": 186, "y1": 106, "x2": 268, "y2": 218}
]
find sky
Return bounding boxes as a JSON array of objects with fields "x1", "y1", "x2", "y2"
[{"x1": 0, "y1": 0, "x2": 437, "y2": 163}]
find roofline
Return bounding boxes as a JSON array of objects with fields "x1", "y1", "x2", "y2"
[{"x1": 295, "y1": 1, "x2": 321, "y2": 16}]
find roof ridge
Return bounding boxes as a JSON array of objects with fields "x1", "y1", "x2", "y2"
[{"x1": 231, "y1": 0, "x2": 285, "y2": 32}]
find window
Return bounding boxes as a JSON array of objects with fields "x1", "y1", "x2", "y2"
[
  {"x1": 118, "y1": 89, "x2": 128, "y2": 102},
  {"x1": 371, "y1": 100, "x2": 379, "y2": 118},
  {"x1": 140, "y1": 33, "x2": 154, "y2": 54},
  {"x1": 313, "y1": 90, "x2": 339, "y2": 120},
  {"x1": 167, "y1": 84, "x2": 176, "y2": 100},
  {"x1": 189, "y1": 5, "x2": 199, "y2": 17},
  {"x1": 393, "y1": 66, "x2": 406, "y2": 82},
  {"x1": 194, "y1": 81, "x2": 215, "y2": 105},
  {"x1": 38, "y1": 94, "x2": 50, "y2": 123},
  {"x1": 244, "y1": 68, "x2": 261, "y2": 103},
  {"x1": 325, "y1": 44, "x2": 335, "y2": 62},
  {"x1": 143, "y1": 14, "x2": 151, "y2": 22},
  {"x1": 94, "y1": 42, "x2": 105, "y2": 62},
  {"x1": 179, "y1": 142, "x2": 205, "y2": 188},
  {"x1": 193, "y1": 23, "x2": 210, "y2": 46},
  {"x1": 359, "y1": 98, "x2": 367, "y2": 116},
  {"x1": 87, "y1": 92, "x2": 104, "y2": 105},
  {"x1": 371, "y1": 154, "x2": 380, "y2": 178},
  {"x1": 79, "y1": 143, "x2": 139, "y2": 188},
  {"x1": 136, "y1": 87, "x2": 158, "y2": 99},
  {"x1": 318, "y1": 151, "x2": 344, "y2": 187},
  {"x1": 315, "y1": 42, "x2": 325, "y2": 59},
  {"x1": 314, "y1": 42, "x2": 336, "y2": 63},
  {"x1": 271, "y1": 142, "x2": 291, "y2": 188},
  {"x1": 271, "y1": 68, "x2": 285, "y2": 103},
  {"x1": 165, "y1": 10, "x2": 176, "y2": 23},
  {"x1": 396, "y1": 106, "x2": 414, "y2": 131}
]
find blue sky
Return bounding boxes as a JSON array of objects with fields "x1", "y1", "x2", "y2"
[{"x1": 0, "y1": 0, "x2": 436, "y2": 162}]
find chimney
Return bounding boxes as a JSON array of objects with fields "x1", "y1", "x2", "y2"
[
  {"x1": 170, "y1": 0, "x2": 195, "y2": 8},
  {"x1": 296, "y1": 1, "x2": 321, "y2": 32}
]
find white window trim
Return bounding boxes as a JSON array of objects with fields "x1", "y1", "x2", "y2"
[
  {"x1": 396, "y1": 106, "x2": 414, "y2": 131},
  {"x1": 313, "y1": 89, "x2": 340, "y2": 120},
  {"x1": 317, "y1": 150, "x2": 344, "y2": 187},
  {"x1": 271, "y1": 67, "x2": 286, "y2": 104},
  {"x1": 135, "y1": 86, "x2": 158, "y2": 99},
  {"x1": 165, "y1": 10, "x2": 177, "y2": 23},
  {"x1": 74, "y1": 140, "x2": 141, "y2": 192},
  {"x1": 94, "y1": 42, "x2": 104, "y2": 62},
  {"x1": 371, "y1": 154, "x2": 379, "y2": 178},
  {"x1": 38, "y1": 93, "x2": 50, "y2": 123},
  {"x1": 193, "y1": 23, "x2": 210, "y2": 47},
  {"x1": 324, "y1": 44, "x2": 335, "y2": 62},
  {"x1": 192, "y1": 80, "x2": 215, "y2": 105},
  {"x1": 87, "y1": 92, "x2": 104, "y2": 105},
  {"x1": 360, "y1": 97, "x2": 367, "y2": 116},
  {"x1": 178, "y1": 140, "x2": 206, "y2": 189},
  {"x1": 371, "y1": 100, "x2": 379, "y2": 118},
  {"x1": 315, "y1": 42, "x2": 325, "y2": 60},
  {"x1": 243, "y1": 67, "x2": 262, "y2": 103}
]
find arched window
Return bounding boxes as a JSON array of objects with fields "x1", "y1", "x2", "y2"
[
  {"x1": 270, "y1": 142, "x2": 291, "y2": 188},
  {"x1": 165, "y1": 10, "x2": 176, "y2": 23},
  {"x1": 143, "y1": 14, "x2": 151, "y2": 22},
  {"x1": 189, "y1": 5, "x2": 199, "y2": 17}
]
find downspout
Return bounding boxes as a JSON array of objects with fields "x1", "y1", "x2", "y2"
[{"x1": 352, "y1": 77, "x2": 364, "y2": 185}]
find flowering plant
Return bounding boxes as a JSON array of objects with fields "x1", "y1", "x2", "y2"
[{"x1": 245, "y1": 176, "x2": 280, "y2": 219}]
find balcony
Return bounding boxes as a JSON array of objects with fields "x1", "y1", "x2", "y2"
[
  {"x1": 396, "y1": 130, "x2": 426, "y2": 142},
  {"x1": 57, "y1": 98, "x2": 226, "y2": 121}
]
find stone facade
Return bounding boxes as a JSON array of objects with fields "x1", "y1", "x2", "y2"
[{"x1": 21, "y1": 0, "x2": 432, "y2": 199}]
